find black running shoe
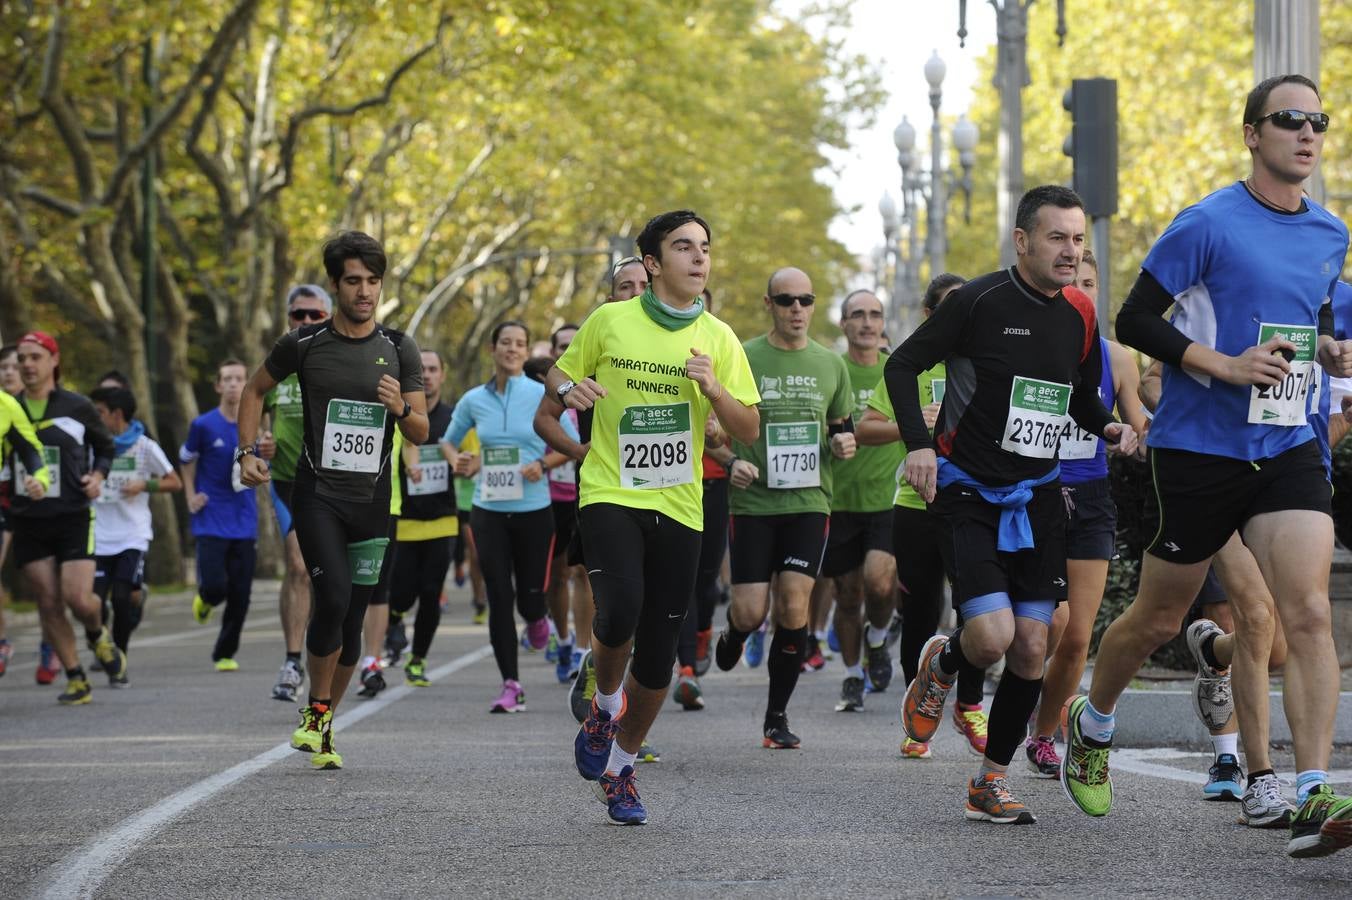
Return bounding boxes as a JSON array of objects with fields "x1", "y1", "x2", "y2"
[
  {"x1": 357, "y1": 664, "x2": 386, "y2": 698},
  {"x1": 835, "y1": 676, "x2": 865, "y2": 712},
  {"x1": 762, "y1": 713, "x2": 801, "y2": 749},
  {"x1": 865, "y1": 642, "x2": 893, "y2": 693},
  {"x1": 384, "y1": 622, "x2": 409, "y2": 666},
  {"x1": 715, "y1": 630, "x2": 744, "y2": 672}
]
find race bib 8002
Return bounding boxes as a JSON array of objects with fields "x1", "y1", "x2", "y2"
[{"x1": 480, "y1": 447, "x2": 524, "y2": 502}]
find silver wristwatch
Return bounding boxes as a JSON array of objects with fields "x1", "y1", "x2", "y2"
[{"x1": 556, "y1": 380, "x2": 576, "y2": 399}]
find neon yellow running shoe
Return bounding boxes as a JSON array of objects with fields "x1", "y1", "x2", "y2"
[
  {"x1": 214, "y1": 658, "x2": 239, "y2": 672},
  {"x1": 312, "y1": 725, "x2": 342, "y2": 770},
  {"x1": 192, "y1": 593, "x2": 213, "y2": 624},
  {"x1": 58, "y1": 677, "x2": 93, "y2": 705},
  {"x1": 291, "y1": 703, "x2": 331, "y2": 753},
  {"x1": 405, "y1": 658, "x2": 430, "y2": 687},
  {"x1": 1061, "y1": 695, "x2": 1113, "y2": 817}
]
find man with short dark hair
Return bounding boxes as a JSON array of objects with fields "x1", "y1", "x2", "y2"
[
  {"x1": 238, "y1": 231, "x2": 426, "y2": 770},
  {"x1": 888, "y1": 184, "x2": 1134, "y2": 824},
  {"x1": 546, "y1": 210, "x2": 759, "y2": 823},
  {"x1": 1067, "y1": 74, "x2": 1352, "y2": 858}
]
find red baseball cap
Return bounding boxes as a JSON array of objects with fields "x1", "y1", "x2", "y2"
[{"x1": 18, "y1": 331, "x2": 61, "y2": 382}]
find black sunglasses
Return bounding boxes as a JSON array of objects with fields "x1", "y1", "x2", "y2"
[
  {"x1": 1251, "y1": 109, "x2": 1329, "y2": 133},
  {"x1": 289, "y1": 308, "x2": 327, "y2": 321},
  {"x1": 771, "y1": 293, "x2": 815, "y2": 307}
]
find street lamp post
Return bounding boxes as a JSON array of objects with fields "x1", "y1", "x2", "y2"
[{"x1": 925, "y1": 51, "x2": 948, "y2": 279}]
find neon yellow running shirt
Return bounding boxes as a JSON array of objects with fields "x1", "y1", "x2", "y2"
[
  {"x1": 555, "y1": 299, "x2": 758, "y2": 531},
  {"x1": 866, "y1": 362, "x2": 945, "y2": 511}
]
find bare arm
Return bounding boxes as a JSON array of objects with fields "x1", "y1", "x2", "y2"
[
  {"x1": 1109, "y1": 342, "x2": 1149, "y2": 436},
  {"x1": 856, "y1": 408, "x2": 900, "y2": 446},
  {"x1": 237, "y1": 364, "x2": 279, "y2": 487},
  {"x1": 533, "y1": 393, "x2": 587, "y2": 461}
]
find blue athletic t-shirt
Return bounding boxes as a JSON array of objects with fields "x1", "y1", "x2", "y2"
[
  {"x1": 1059, "y1": 336, "x2": 1114, "y2": 484},
  {"x1": 180, "y1": 408, "x2": 258, "y2": 539},
  {"x1": 1311, "y1": 280, "x2": 1352, "y2": 474},
  {"x1": 1142, "y1": 182, "x2": 1348, "y2": 461}
]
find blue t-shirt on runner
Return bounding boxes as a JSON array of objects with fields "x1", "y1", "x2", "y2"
[
  {"x1": 1059, "y1": 336, "x2": 1115, "y2": 484},
  {"x1": 180, "y1": 408, "x2": 257, "y2": 540},
  {"x1": 443, "y1": 373, "x2": 578, "y2": 514},
  {"x1": 1310, "y1": 280, "x2": 1352, "y2": 474},
  {"x1": 1142, "y1": 182, "x2": 1348, "y2": 462}
]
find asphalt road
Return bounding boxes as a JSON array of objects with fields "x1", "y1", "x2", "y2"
[{"x1": 4, "y1": 582, "x2": 1350, "y2": 899}]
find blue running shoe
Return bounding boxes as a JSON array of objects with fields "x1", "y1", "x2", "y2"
[
  {"x1": 555, "y1": 642, "x2": 575, "y2": 684},
  {"x1": 545, "y1": 633, "x2": 560, "y2": 664},
  {"x1": 1203, "y1": 753, "x2": 1244, "y2": 802},
  {"x1": 826, "y1": 621, "x2": 841, "y2": 654},
  {"x1": 745, "y1": 623, "x2": 767, "y2": 668},
  {"x1": 575, "y1": 696, "x2": 625, "y2": 781},
  {"x1": 597, "y1": 765, "x2": 648, "y2": 825}
]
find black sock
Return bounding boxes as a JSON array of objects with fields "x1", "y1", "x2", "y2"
[
  {"x1": 286, "y1": 651, "x2": 302, "y2": 664},
  {"x1": 725, "y1": 622, "x2": 750, "y2": 646},
  {"x1": 766, "y1": 626, "x2": 807, "y2": 717},
  {"x1": 1248, "y1": 767, "x2": 1276, "y2": 787},
  {"x1": 66, "y1": 666, "x2": 86, "y2": 681},
  {"x1": 1200, "y1": 633, "x2": 1223, "y2": 670},
  {"x1": 85, "y1": 628, "x2": 103, "y2": 645},
  {"x1": 935, "y1": 628, "x2": 967, "y2": 678},
  {"x1": 986, "y1": 670, "x2": 1044, "y2": 767}
]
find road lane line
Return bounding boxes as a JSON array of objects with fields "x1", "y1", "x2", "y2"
[{"x1": 37, "y1": 644, "x2": 493, "y2": 900}]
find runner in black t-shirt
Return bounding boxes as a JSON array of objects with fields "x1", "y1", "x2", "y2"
[{"x1": 238, "y1": 231, "x2": 426, "y2": 770}]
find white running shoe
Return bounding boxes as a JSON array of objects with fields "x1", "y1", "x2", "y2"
[{"x1": 1185, "y1": 619, "x2": 1233, "y2": 730}]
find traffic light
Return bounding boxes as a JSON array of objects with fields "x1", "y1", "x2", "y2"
[{"x1": 1062, "y1": 78, "x2": 1118, "y2": 218}]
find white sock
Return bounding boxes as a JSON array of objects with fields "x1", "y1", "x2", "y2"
[
  {"x1": 846, "y1": 664, "x2": 864, "y2": 679},
  {"x1": 1211, "y1": 732, "x2": 1239, "y2": 759},
  {"x1": 360, "y1": 655, "x2": 377, "y2": 670},
  {"x1": 548, "y1": 619, "x2": 559, "y2": 637},
  {"x1": 606, "y1": 743, "x2": 638, "y2": 775},
  {"x1": 596, "y1": 686, "x2": 623, "y2": 718},
  {"x1": 815, "y1": 629, "x2": 829, "y2": 642},
  {"x1": 866, "y1": 625, "x2": 890, "y2": 648},
  {"x1": 1077, "y1": 698, "x2": 1116, "y2": 744}
]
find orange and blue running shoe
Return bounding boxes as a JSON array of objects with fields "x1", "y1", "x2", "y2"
[
  {"x1": 966, "y1": 773, "x2": 1036, "y2": 824},
  {"x1": 596, "y1": 765, "x2": 647, "y2": 825},
  {"x1": 900, "y1": 634, "x2": 954, "y2": 744},
  {"x1": 575, "y1": 694, "x2": 626, "y2": 781}
]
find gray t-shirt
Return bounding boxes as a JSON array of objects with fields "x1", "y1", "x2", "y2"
[{"x1": 264, "y1": 321, "x2": 422, "y2": 503}]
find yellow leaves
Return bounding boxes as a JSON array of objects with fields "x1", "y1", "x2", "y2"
[{"x1": 494, "y1": 15, "x2": 515, "y2": 37}]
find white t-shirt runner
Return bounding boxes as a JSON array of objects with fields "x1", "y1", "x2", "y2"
[{"x1": 95, "y1": 435, "x2": 175, "y2": 556}]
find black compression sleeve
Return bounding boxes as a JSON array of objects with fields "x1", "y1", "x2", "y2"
[
  {"x1": 1115, "y1": 269, "x2": 1193, "y2": 367},
  {"x1": 1320, "y1": 300, "x2": 1334, "y2": 339}
]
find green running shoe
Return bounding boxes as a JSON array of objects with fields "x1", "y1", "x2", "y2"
[
  {"x1": 192, "y1": 593, "x2": 213, "y2": 624},
  {"x1": 1288, "y1": 784, "x2": 1352, "y2": 858},
  {"x1": 569, "y1": 649, "x2": 597, "y2": 724},
  {"x1": 312, "y1": 725, "x2": 342, "y2": 770},
  {"x1": 291, "y1": 704, "x2": 331, "y2": 753},
  {"x1": 1060, "y1": 695, "x2": 1113, "y2": 817},
  {"x1": 636, "y1": 738, "x2": 661, "y2": 763},
  {"x1": 405, "y1": 657, "x2": 430, "y2": 687},
  {"x1": 58, "y1": 676, "x2": 93, "y2": 706}
]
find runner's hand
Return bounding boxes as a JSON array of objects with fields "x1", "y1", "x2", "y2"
[
  {"x1": 1319, "y1": 337, "x2": 1352, "y2": 378},
  {"x1": 1222, "y1": 337, "x2": 1294, "y2": 386},
  {"x1": 80, "y1": 471, "x2": 104, "y2": 500},
  {"x1": 729, "y1": 458, "x2": 759, "y2": 489},
  {"x1": 376, "y1": 374, "x2": 405, "y2": 415},
  {"x1": 830, "y1": 432, "x2": 856, "y2": 459},
  {"x1": 22, "y1": 475, "x2": 45, "y2": 501},
  {"x1": 257, "y1": 431, "x2": 277, "y2": 461},
  {"x1": 903, "y1": 448, "x2": 937, "y2": 503},
  {"x1": 1133, "y1": 420, "x2": 1150, "y2": 461},
  {"x1": 563, "y1": 377, "x2": 605, "y2": 411},
  {"x1": 452, "y1": 452, "x2": 479, "y2": 477},
  {"x1": 121, "y1": 479, "x2": 146, "y2": 498},
  {"x1": 186, "y1": 490, "x2": 209, "y2": 512},
  {"x1": 408, "y1": 465, "x2": 423, "y2": 484},
  {"x1": 1342, "y1": 395, "x2": 1352, "y2": 425},
  {"x1": 521, "y1": 460, "x2": 544, "y2": 483},
  {"x1": 687, "y1": 348, "x2": 719, "y2": 397},
  {"x1": 1103, "y1": 422, "x2": 1137, "y2": 457},
  {"x1": 238, "y1": 456, "x2": 270, "y2": 488}
]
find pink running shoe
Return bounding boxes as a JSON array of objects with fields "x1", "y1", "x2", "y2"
[
  {"x1": 491, "y1": 679, "x2": 526, "y2": 713},
  {"x1": 526, "y1": 617, "x2": 550, "y2": 651}
]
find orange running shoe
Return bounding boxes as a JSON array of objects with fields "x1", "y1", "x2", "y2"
[
  {"x1": 900, "y1": 634, "x2": 954, "y2": 744},
  {"x1": 965, "y1": 773, "x2": 1036, "y2": 824}
]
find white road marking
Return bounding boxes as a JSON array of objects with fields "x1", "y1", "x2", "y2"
[
  {"x1": 1113, "y1": 747, "x2": 1352, "y2": 794},
  {"x1": 37, "y1": 643, "x2": 494, "y2": 900}
]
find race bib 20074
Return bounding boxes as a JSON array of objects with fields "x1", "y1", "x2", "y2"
[{"x1": 1249, "y1": 323, "x2": 1317, "y2": 427}]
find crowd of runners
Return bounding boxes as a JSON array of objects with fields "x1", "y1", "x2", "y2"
[{"x1": 2, "y1": 73, "x2": 1351, "y2": 858}]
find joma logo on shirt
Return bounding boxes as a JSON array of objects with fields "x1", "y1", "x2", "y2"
[{"x1": 1003, "y1": 327, "x2": 1031, "y2": 336}]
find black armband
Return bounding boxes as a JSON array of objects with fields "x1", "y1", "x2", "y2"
[
  {"x1": 828, "y1": 417, "x2": 854, "y2": 437},
  {"x1": 1319, "y1": 300, "x2": 1335, "y2": 339}
]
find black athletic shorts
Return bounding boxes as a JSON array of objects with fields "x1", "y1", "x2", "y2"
[
  {"x1": 94, "y1": 548, "x2": 146, "y2": 599},
  {"x1": 931, "y1": 481, "x2": 1068, "y2": 608},
  {"x1": 1063, "y1": 477, "x2": 1117, "y2": 561},
  {"x1": 820, "y1": 509, "x2": 893, "y2": 578},
  {"x1": 12, "y1": 510, "x2": 95, "y2": 567},
  {"x1": 1148, "y1": 440, "x2": 1331, "y2": 564},
  {"x1": 552, "y1": 499, "x2": 578, "y2": 561},
  {"x1": 728, "y1": 512, "x2": 829, "y2": 584}
]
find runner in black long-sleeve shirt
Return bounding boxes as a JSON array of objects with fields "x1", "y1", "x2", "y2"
[
  {"x1": 10, "y1": 331, "x2": 125, "y2": 705},
  {"x1": 886, "y1": 186, "x2": 1136, "y2": 825}
]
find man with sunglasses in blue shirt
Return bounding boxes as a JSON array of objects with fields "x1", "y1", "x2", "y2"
[{"x1": 1065, "y1": 73, "x2": 1352, "y2": 859}]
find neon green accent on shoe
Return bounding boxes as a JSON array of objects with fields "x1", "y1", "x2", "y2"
[
  {"x1": 58, "y1": 677, "x2": 93, "y2": 705},
  {"x1": 636, "y1": 739, "x2": 660, "y2": 763},
  {"x1": 290, "y1": 704, "x2": 330, "y2": 753},
  {"x1": 192, "y1": 594, "x2": 212, "y2": 624},
  {"x1": 1288, "y1": 784, "x2": 1352, "y2": 858},
  {"x1": 92, "y1": 629, "x2": 127, "y2": 679},
  {"x1": 312, "y1": 727, "x2": 342, "y2": 770},
  {"x1": 214, "y1": 658, "x2": 239, "y2": 672},
  {"x1": 1061, "y1": 696, "x2": 1113, "y2": 817},
  {"x1": 405, "y1": 658, "x2": 430, "y2": 687},
  {"x1": 472, "y1": 606, "x2": 488, "y2": 626}
]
